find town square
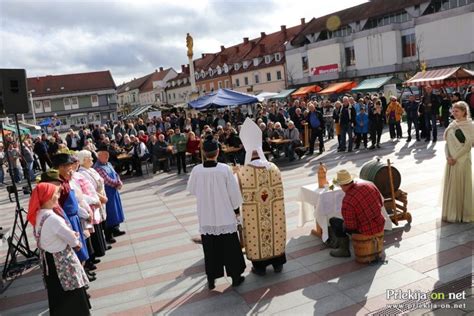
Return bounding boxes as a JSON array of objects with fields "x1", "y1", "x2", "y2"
[{"x1": 0, "y1": 0, "x2": 473, "y2": 315}]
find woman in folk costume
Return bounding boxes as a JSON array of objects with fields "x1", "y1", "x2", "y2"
[
  {"x1": 76, "y1": 150, "x2": 110, "y2": 254},
  {"x1": 52, "y1": 153, "x2": 90, "y2": 264},
  {"x1": 187, "y1": 135, "x2": 246, "y2": 290},
  {"x1": 93, "y1": 145, "x2": 126, "y2": 243},
  {"x1": 27, "y1": 182, "x2": 90, "y2": 316},
  {"x1": 236, "y1": 118, "x2": 287, "y2": 275},
  {"x1": 442, "y1": 101, "x2": 474, "y2": 222},
  {"x1": 70, "y1": 156, "x2": 100, "y2": 281}
]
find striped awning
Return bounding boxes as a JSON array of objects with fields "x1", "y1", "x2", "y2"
[{"x1": 404, "y1": 67, "x2": 474, "y2": 87}]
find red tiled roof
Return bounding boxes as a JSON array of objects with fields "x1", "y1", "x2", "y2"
[
  {"x1": 140, "y1": 68, "x2": 173, "y2": 92},
  {"x1": 292, "y1": 0, "x2": 427, "y2": 46},
  {"x1": 117, "y1": 73, "x2": 152, "y2": 94},
  {"x1": 193, "y1": 53, "x2": 218, "y2": 71},
  {"x1": 27, "y1": 70, "x2": 116, "y2": 97}
]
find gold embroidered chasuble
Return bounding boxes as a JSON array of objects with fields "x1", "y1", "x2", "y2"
[{"x1": 237, "y1": 163, "x2": 286, "y2": 261}]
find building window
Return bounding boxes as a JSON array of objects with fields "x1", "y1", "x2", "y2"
[
  {"x1": 91, "y1": 95, "x2": 99, "y2": 107},
  {"x1": 402, "y1": 34, "x2": 417, "y2": 57},
  {"x1": 276, "y1": 71, "x2": 282, "y2": 80},
  {"x1": 43, "y1": 100, "x2": 51, "y2": 112},
  {"x1": 71, "y1": 97, "x2": 78, "y2": 109},
  {"x1": 275, "y1": 53, "x2": 281, "y2": 62},
  {"x1": 34, "y1": 101, "x2": 44, "y2": 113},
  {"x1": 210, "y1": 82, "x2": 214, "y2": 90},
  {"x1": 169, "y1": 93, "x2": 172, "y2": 99},
  {"x1": 254, "y1": 74, "x2": 260, "y2": 84},
  {"x1": 224, "y1": 80, "x2": 230, "y2": 88},
  {"x1": 425, "y1": 0, "x2": 469, "y2": 14},
  {"x1": 218, "y1": 81, "x2": 222, "y2": 89},
  {"x1": 266, "y1": 73, "x2": 271, "y2": 81},
  {"x1": 173, "y1": 93, "x2": 176, "y2": 99},
  {"x1": 235, "y1": 78, "x2": 240, "y2": 87},
  {"x1": 345, "y1": 46, "x2": 356, "y2": 66},
  {"x1": 244, "y1": 77, "x2": 249, "y2": 85},
  {"x1": 63, "y1": 98, "x2": 72, "y2": 110},
  {"x1": 302, "y1": 56, "x2": 308, "y2": 72}
]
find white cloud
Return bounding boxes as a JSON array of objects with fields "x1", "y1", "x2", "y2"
[{"x1": 0, "y1": 0, "x2": 367, "y2": 84}]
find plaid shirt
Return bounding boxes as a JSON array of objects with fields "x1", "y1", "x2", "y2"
[
  {"x1": 341, "y1": 182, "x2": 385, "y2": 235},
  {"x1": 94, "y1": 162, "x2": 122, "y2": 189}
]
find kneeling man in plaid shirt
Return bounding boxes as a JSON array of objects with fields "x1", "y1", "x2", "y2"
[{"x1": 328, "y1": 170, "x2": 385, "y2": 257}]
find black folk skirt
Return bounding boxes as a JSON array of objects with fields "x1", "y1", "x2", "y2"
[
  {"x1": 44, "y1": 252, "x2": 91, "y2": 316},
  {"x1": 201, "y1": 232, "x2": 246, "y2": 280},
  {"x1": 90, "y1": 223, "x2": 107, "y2": 257}
]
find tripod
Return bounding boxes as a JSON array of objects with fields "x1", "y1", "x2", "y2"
[{"x1": 1, "y1": 117, "x2": 38, "y2": 279}]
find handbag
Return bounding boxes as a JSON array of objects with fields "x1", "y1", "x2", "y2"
[{"x1": 455, "y1": 128, "x2": 466, "y2": 143}]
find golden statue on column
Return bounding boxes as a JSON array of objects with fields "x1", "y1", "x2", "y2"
[
  {"x1": 186, "y1": 33, "x2": 194, "y2": 58},
  {"x1": 186, "y1": 33, "x2": 198, "y2": 97}
]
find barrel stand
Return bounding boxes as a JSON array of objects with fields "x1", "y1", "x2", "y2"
[{"x1": 386, "y1": 159, "x2": 412, "y2": 226}]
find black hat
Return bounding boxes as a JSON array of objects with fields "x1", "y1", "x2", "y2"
[
  {"x1": 202, "y1": 135, "x2": 219, "y2": 153},
  {"x1": 96, "y1": 144, "x2": 110, "y2": 152},
  {"x1": 51, "y1": 153, "x2": 74, "y2": 168}
]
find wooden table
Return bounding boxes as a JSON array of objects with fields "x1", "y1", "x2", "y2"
[
  {"x1": 117, "y1": 153, "x2": 131, "y2": 160},
  {"x1": 268, "y1": 139, "x2": 291, "y2": 145},
  {"x1": 222, "y1": 146, "x2": 241, "y2": 154}
]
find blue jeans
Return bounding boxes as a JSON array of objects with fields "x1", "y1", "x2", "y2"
[
  {"x1": 27, "y1": 161, "x2": 35, "y2": 181},
  {"x1": 340, "y1": 124, "x2": 353, "y2": 151},
  {"x1": 0, "y1": 166, "x2": 4, "y2": 183},
  {"x1": 13, "y1": 167, "x2": 21, "y2": 183},
  {"x1": 424, "y1": 112, "x2": 437, "y2": 140}
]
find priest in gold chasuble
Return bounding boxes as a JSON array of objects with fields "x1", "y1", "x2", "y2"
[{"x1": 236, "y1": 118, "x2": 287, "y2": 275}]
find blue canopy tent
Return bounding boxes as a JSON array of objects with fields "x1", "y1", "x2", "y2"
[
  {"x1": 39, "y1": 118, "x2": 52, "y2": 127},
  {"x1": 188, "y1": 89, "x2": 258, "y2": 110}
]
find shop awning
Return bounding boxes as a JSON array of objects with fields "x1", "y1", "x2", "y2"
[
  {"x1": 291, "y1": 85, "x2": 321, "y2": 97},
  {"x1": 126, "y1": 105, "x2": 153, "y2": 118},
  {"x1": 2, "y1": 124, "x2": 30, "y2": 135},
  {"x1": 318, "y1": 81, "x2": 357, "y2": 94},
  {"x1": 404, "y1": 67, "x2": 474, "y2": 87},
  {"x1": 352, "y1": 76, "x2": 393, "y2": 92},
  {"x1": 269, "y1": 89, "x2": 296, "y2": 100}
]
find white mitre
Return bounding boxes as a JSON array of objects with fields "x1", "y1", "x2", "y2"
[{"x1": 240, "y1": 118, "x2": 269, "y2": 166}]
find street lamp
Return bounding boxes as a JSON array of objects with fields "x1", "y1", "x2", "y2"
[{"x1": 28, "y1": 90, "x2": 37, "y2": 125}]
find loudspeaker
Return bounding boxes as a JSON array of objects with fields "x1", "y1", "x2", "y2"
[{"x1": 0, "y1": 69, "x2": 29, "y2": 114}]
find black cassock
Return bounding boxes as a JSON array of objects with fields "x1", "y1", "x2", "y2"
[{"x1": 201, "y1": 232, "x2": 246, "y2": 281}]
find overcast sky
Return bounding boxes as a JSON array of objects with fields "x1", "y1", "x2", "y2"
[{"x1": 0, "y1": 0, "x2": 367, "y2": 85}]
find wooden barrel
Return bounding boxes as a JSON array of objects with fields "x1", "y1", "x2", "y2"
[
  {"x1": 359, "y1": 158, "x2": 401, "y2": 197},
  {"x1": 352, "y1": 232, "x2": 384, "y2": 263}
]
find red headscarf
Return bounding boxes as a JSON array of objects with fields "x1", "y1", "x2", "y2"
[{"x1": 27, "y1": 183, "x2": 58, "y2": 226}]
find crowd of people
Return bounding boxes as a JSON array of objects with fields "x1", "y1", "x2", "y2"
[{"x1": 1, "y1": 86, "x2": 473, "y2": 185}]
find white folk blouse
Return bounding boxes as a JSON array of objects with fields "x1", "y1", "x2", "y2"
[{"x1": 35, "y1": 209, "x2": 80, "y2": 253}]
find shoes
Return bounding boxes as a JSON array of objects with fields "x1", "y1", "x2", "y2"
[
  {"x1": 425, "y1": 138, "x2": 430, "y2": 142},
  {"x1": 106, "y1": 245, "x2": 112, "y2": 250},
  {"x1": 376, "y1": 144, "x2": 381, "y2": 149},
  {"x1": 416, "y1": 138, "x2": 421, "y2": 141},
  {"x1": 369, "y1": 145, "x2": 376, "y2": 150},
  {"x1": 87, "y1": 274, "x2": 96, "y2": 282},
  {"x1": 208, "y1": 277, "x2": 215, "y2": 290},
  {"x1": 354, "y1": 146, "x2": 359, "y2": 150},
  {"x1": 86, "y1": 270, "x2": 96, "y2": 277},
  {"x1": 106, "y1": 237, "x2": 116, "y2": 244},
  {"x1": 347, "y1": 149, "x2": 353, "y2": 152},
  {"x1": 329, "y1": 237, "x2": 351, "y2": 258},
  {"x1": 433, "y1": 138, "x2": 437, "y2": 142},
  {"x1": 273, "y1": 265, "x2": 283, "y2": 273},
  {"x1": 251, "y1": 267, "x2": 266, "y2": 276},
  {"x1": 87, "y1": 264, "x2": 97, "y2": 271},
  {"x1": 232, "y1": 276, "x2": 245, "y2": 287},
  {"x1": 92, "y1": 258, "x2": 101, "y2": 264},
  {"x1": 406, "y1": 137, "x2": 411, "y2": 142},
  {"x1": 112, "y1": 230, "x2": 126, "y2": 237}
]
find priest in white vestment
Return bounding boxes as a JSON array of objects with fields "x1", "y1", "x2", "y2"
[{"x1": 187, "y1": 135, "x2": 246, "y2": 289}]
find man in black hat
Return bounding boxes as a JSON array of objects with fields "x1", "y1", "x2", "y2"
[
  {"x1": 94, "y1": 145, "x2": 126, "y2": 243},
  {"x1": 187, "y1": 135, "x2": 246, "y2": 290}
]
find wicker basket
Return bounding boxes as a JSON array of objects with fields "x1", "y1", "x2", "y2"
[{"x1": 351, "y1": 231, "x2": 384, "y2": 263}]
